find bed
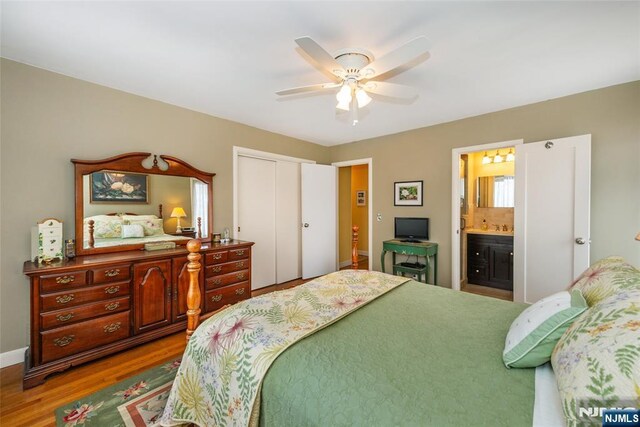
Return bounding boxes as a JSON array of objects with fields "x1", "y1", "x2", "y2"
[
  {"x1": 164, "y1": 244, "x2": 639, "y2": 427},
  {"x1": 161, "y1": 268, "x2": 565, "y2": 426}
]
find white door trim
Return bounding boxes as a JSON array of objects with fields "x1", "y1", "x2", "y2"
[
  {"x1": 232, "y1": 146, "x2": 316, "y2": 240},
  {"x1": 451, "y1": 140, "x2": 523, "y2": 291},
  {"x1": 331, "y1": 158, "x2": 373, "y2": 271}
]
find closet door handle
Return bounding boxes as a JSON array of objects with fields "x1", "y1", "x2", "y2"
[{"x1": 303, "y1": 223, "x2": 309, "y2": 228}]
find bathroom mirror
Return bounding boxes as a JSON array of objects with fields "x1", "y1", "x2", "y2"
[{"x1": 476, "y1": 175, "x2": 515, "y2": 208}]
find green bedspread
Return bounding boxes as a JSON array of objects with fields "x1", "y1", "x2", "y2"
[{"x1": 259, "y1": 280, "x2": 535, "y2": 427}]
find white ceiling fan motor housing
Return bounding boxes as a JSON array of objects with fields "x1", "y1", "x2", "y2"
[{"x1": 333, "y1": 48, "x2": 374, "y2": 78}]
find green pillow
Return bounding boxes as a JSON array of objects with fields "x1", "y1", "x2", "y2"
[{"x1": 503, "y1": 289, "x2": 587, "y2": 368}]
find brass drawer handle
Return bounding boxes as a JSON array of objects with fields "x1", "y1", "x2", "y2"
[
  {"x1": 104, "y1": 269, "x2": 120, "y2": 277},
  {"x1": 211, "y1": 278, "x2": 222, "y2": 286},
  {"x1": 235, "y1": 262, "x2": 245, "y2": 269},
  {"x1": 104, "y1": 285, "x2": 120, "y2": 295},
  {"x1": 56, "y1": 313, "x2": 74, "y2": 322},
  {"x1": 103, "y1": 322, "x2": 122, "y2": 333},
  {"x1": 56, "y1": 276, "x2": 75, "y2": 284},
  {"x1": 104, "y1": 302, "x2": 120, "y2": 311},
  {"x1": 53, "y1": 335, "x2": 75, "y2": 347},
  {"x1": 211, "y1": 266, "x2": 222, "y2": 273},
  {"x1": 236, "y1": 272, "x2": 246, "y2": 280},
  {"x1": 55, "y1": 294, "x2": 75, "y2": 304},
  {"x1": 212, "y1": 253, "x2": 223, "y2": 260},
  {"x1": 235, "y1": 288, "x2": 245, "y2": 295},
  {"x1": 211, "y1": 294, "x2": 222, "y2": 302},
  {"x1": 235, "y1": 250, "x2": 245, "y2": 256}
]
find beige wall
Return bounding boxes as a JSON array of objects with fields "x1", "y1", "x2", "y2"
[
  {"x1": 331, "y1": 81, "x2": 640, "y2": 283},
  {"x1": 0, "y1": 59, "x2": 330, "y2": 353}
]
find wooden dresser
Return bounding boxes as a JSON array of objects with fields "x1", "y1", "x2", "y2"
[{"x1": 23, "y1": 240, "x2": 253, "y2": 388}]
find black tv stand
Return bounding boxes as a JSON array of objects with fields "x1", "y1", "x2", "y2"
[{"x1": 400, "y1": 239, "x2": 422, "y2": 243}]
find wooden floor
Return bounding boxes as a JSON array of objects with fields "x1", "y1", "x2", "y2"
[{"x1": 461, "y1": 282, "x2": 513, "y2": 301}]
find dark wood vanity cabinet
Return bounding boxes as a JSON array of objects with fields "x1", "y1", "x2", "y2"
[
  {"x1": 23, "y1": 240, "x2": 253, "y2": 388},
  {"x1": 467, "y1": 234, "x2": 513, "y2": 290}
]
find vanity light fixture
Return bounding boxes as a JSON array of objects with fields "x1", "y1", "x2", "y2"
[
  {"x1": 506, "y1": 148, "x2": 515, "y2": 162},
  {"x1": 493, "y1": 150, "x2": 504, "y2": 163},
  {"x1": 482, "y1": 152, "x2": 492, "y2": 165}
]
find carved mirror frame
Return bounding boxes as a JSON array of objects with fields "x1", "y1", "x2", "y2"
[{"x1": 72, "y1": 152, "x2": 215, "y2": 256}]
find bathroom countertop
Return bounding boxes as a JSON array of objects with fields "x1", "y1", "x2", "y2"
[{"x1": 464, "y1": 228, "x2": 514, "y2": 236}]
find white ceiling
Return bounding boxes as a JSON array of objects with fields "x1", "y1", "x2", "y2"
[{"x1": 2, "y1": 1, "x2": 638, "y2": 146}]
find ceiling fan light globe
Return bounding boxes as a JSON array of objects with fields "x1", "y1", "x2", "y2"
[{"x1": 356, "y1": 89, "x2": 372, "y2": 108}]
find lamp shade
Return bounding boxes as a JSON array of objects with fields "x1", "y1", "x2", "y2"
[{"x1": 170, "y1": 207, "x2": 186, "y2": 218}]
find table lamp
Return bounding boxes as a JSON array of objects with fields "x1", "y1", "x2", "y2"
[{"x1": 170, "y1": 207, "x2": 187, "y2": 233}]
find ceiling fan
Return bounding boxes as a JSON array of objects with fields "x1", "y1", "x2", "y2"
[{"x1": 276, "y1": 36, "x2": 431, "y2": 125}]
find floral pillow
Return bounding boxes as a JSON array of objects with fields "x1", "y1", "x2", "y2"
[
  {"x1": 126, "y1": 218, "x2": 164, "y2": 236},
  {"x1": 571, "y1": 256, "x2": 640, "y2": 306},
  {"x1": 551, "y1": 285, "x2": 640, "y2": 426},
  {"x1": 83, "y1": 216, "x2": 123, "y2": 239}
]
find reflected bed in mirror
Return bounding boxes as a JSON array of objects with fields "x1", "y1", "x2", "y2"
[
  {"x1": 476, "y1": 175, "x2": 515, "y2": 208},
  {"x1": 72, "y1": 153, "x2": 215, "y2": 255}
]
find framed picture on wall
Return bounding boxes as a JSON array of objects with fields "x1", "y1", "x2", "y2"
[
  {"x1": 356, "y1": 190, "x2": 366, "y2": 206},
  {"x1": 394, "y1": 180, "x2": 423, "y2": 206},
  {"x1": 90, "y1": 171, "x2": 149, "y2": 203}
]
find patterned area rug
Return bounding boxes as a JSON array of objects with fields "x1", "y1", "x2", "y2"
[{"x1": 55, "y1": 359, "x2": 180, "y2": 427}]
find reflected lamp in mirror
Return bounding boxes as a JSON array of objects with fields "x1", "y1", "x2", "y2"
[{"x1": 171, "y1": 207, "x2": 187, "y2": 233}]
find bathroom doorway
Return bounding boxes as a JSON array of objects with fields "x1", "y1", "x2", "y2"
[{"x1": 451, "y1": 140, "x2": 523, "y2": 301}]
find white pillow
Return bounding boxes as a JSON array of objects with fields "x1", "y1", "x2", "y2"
[
  {"x1": 503, "y1": 289, "x2": 587, "y2": 368},
  {"x1": 122, "y1": 214, "x2": 158, "y2": 222},
  {"x1": 121, "y1": 223, "x2": 145, "y2": 239}
]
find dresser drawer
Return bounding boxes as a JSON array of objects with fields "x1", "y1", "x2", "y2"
[
  {"x1": 205, "y1": 251, "x2": 228, "y2": 265},
  {"x1": 40, "y1": 296, "x2": 130, "y2": 330},
  {"x1": 92, "y1": 264, "x2": 130, "y2": 284},
  {"x1": 468, "y1": 264, "x2": 489, "y2": 281},
  {"x1": 40, "y1": 281, "x2": 130, "y2": 311},
  {"x1": 40, "y1": 271, "x2": 89, "y2": 293},
  {"x1": 205, "y1": 281, "x2": 249, "y2": 312},
  {"x1": 205, "y1": 259, "x2": 249, "y2": 277},
  {"x1": 228, "y1": 248, "x2": 249, "y2": 261},
  {"x1": 205, "y1": 270, "x2": 249, "y2": 290},
  {"x1": 40, "y1": 311, "x2": 130, "y2": 364},
  {"x1": 468, "y1": 245, "x2": 489, "y2": 264}
]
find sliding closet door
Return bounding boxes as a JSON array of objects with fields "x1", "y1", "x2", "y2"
[
  {"x1": 276, "y1": 161, "x2": 301, "y2": 283},
  {"x1": 238, "y1": 156, "x2": 276, "y2": 290}
]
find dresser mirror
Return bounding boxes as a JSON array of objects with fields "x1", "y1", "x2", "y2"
[
  {"x1": 476, "y1": 175, "x2": 515, "y2": 208},
  {"x1": 73, "y1": 152, "x2": 214, "y2": 255}
]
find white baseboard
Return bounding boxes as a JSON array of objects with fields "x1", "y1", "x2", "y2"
[
  {"x1": 339, "y1": 260, "x2": 352, "y2": 268},
  {"x1": 358, "y1": 250, "x2": 368, "y2": 256},
  {"x1": 0, "y1": 347, "x2": 26, "y2": 368}
]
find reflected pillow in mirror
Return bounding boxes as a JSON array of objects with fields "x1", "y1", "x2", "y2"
[
  {"x1": 122, "y1": 224, "x2": 145, "y2": 239},
  {"x1": 127, "y1": 218, "x2": 165, "y2": 236},
  {"x1": 84, "y1": 216, "x2": 123, "y2": 239},
  {"x1": 121, "y1": 214, "x2": 158, "y2": 223}
]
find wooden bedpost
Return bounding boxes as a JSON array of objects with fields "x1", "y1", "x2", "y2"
[
  {"x1": 352, "y1": 225, "x2": 359, "y2": 269},
  {"x1": 186, "y1": 239, "x2": 202, "y2": 341},
  {"x1": 197, "y1": 217, "x2": 202, "y2": 239},
  {"x1": 88, "y1": 220, "x2": 95, "y2": 248},
  {"x1": 159, "y1": 203, "x2": 163, "y2": 219}
]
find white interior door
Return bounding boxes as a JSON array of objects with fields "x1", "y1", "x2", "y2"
[
  {"x1": 301, "y1": 163, "x2": 337, "y2": 279},
  {"x1": 514, "y1": 135, "x2": 591, "y2": 303},
  {"x1": 238, "y1": 156, "x2": 276, "y2": 289},
  {"x1": 276, "y1": 161, "x2": 301, "y2": 283}
]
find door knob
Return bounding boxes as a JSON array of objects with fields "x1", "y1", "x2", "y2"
[
  {"x1": 303, "y1": 223, "x2": 309, "y2": 228},
  {"x1": 575, "y1": 237, "x2": 586, "y2": 245}
]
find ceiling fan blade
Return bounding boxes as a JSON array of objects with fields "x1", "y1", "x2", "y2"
[
  {"x1": 362, "y1": 81, "x2": 418, "y2": 99},
  {"x1": 360, "y1": 36, "x2": 430, "y2": 79},
  {"x1": 276, "y1": 82, "x2": 341, "y2": 96},
  {"x1": 295, "y1": 37, "x2": 346, "y2": 79}
]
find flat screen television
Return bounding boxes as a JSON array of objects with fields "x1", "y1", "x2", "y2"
[{"x1": 394, "y1": 217, "x2": 429, "y2": 242}]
